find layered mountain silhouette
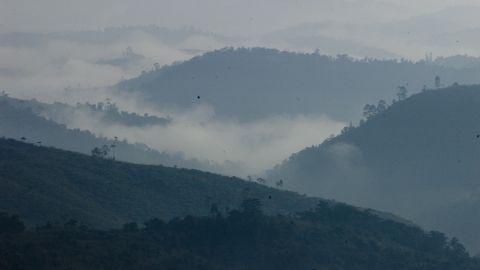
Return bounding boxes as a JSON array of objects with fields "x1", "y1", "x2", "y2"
[
  {"x1": 268, "y1": 84, "x2": 480, "y2": 253},
  {"x1": 0, "y1": 98, "x2": 218, "y2": 172},
  {"x1": 118, "y1": 47, "x2": 480, "y2": 121}
]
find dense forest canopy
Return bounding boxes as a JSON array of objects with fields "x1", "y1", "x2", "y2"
[
  {"x1": 0, "y1": 138, "x2": 322, "y2": 228},
  {"x1": 0, "y1": 98, "x2": 233, "y2": 173},
  {"x1": 118, "y1": 47, "x2": 480, "y2": 122},
  {"x1": 5, "y1": 2, "x2": 480, "y2": 269},
  {"x1": 1, "y1": 200, "x2": 479, "y2": 270},
  {"x1": 268, "y1": 85, "x2": 480, "y2": 253}
]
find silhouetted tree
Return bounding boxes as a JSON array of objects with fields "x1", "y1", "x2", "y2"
[
  {"x1": 275, "y1": 179, "x2": 284, "y2": 188},
  {"x1": 376, "y1": 100, "x2": 387, "y2": 112},
  {"x1": 111, "y1": 136, "x2": 118, "y2": 160},
  {"x1": 341, "y1": 122, "x2": 355, "y2": 135},
  {"x1": 91, "y1": 145, "x2": 111, "y2": 159},
  {"x1": 256, "y1": 178, "x2": 267, "y2": 185},
  {"x1": 396, "y1": 86, "x2": 408, "y2": 101},
  {"x1": 363, "y1": 104, "x2": 377, "y2": 119},
  {"x1": 449, "y1": 237, "x2": 468, "y2": 258},
  {"x1": 435, "y1": 76, "x2": 441, "y2": 88}
]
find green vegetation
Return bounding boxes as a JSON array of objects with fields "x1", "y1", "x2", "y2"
[
  {"x1": 0, "y1": 138, "x2": 318, "y2": 228},
  {"x1": 1, "y1": 201, "x2": 479, "y2": 270},
  {"x1": 119, "y1": 47, "x2": 480, "y2": 122},
  {"x1": 268, "y1": 84, "x2": 480, "y2": 253},
  {"x1": 0, "y1": 95, "x2": 170, "y2": 128},
  {"x1": 0, "y1": 99, "x2": 221, "y2": 172}
]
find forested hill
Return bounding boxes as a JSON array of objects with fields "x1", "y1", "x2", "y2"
[
  {"x1": 268, "y1": 84, "x2": 480, "y2": 253},
  {"x1": 0, "y1": 100, "x2": 222, "y2": 172},
  {"x1": 118, "y1": 47, "x2": 480, "y2": 121},
  {"x1": 0, "y1": 138, "x2": 319, "y2": 228},
  {"x1": 0, "y1": 95, "x2": 170, "y2": 128},
  {"x1": 1, "y1": 203, "x2": 479, "y2": 270}
]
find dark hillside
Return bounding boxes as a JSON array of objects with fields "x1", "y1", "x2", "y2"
[
  {"x1": 268, "y1": 85, "x2": 480, "y2": 252},
  {"x1": 1, "y1": 203, "x2": 479, "y2": 270},
  {"x1": 0, "y1": 138, "x2": 317, "y2": 228},
  {"x1": 0, "y1": 100, "x2": 218, "y2": 172}
]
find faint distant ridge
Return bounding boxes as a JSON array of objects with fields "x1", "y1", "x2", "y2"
[
  {"x1": 0, "y1": 95, "x2": 170, "y2": 128},
  {"x1": 0, "y1": 25, "x2": 229, "y2": 47},
  {"x1": 430, "y1": 55, "x2": 480, "y2": 69},
  {"x1": 117, "y1": 47, "x2": 480, "y2": 122}
]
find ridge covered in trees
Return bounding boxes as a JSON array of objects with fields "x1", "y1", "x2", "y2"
[
  {"x1": 118, "y1": 47, "x2": 480, "y2": 121},
  {"x1": 0, "y1": 99, "x2": 226, "y2": 172},
  {"x1": 0, "y1": 138, "x2": 321, "y2": 228},
  {"x1": 268, "y1": 84, "x2": 480, "y2": 253},
  {"x1": 1, "y1": 199, "x2": 479, "y2": 270}
]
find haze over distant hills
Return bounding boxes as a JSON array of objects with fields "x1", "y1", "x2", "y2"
[
  {"x1": 4, "y1": 1, "x2": 480, "y2": 269},
  {"x1": 268, "y1": 85, "x2": 480, "y2": 253},
  {"x1": 118, "y1": 47, "x2": 480, "y2": 122},
  {"x1": 0, "y1": 96, "x2": 235, "y2": 174}
]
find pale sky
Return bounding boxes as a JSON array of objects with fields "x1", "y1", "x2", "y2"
[
  {"x1": 2, "y1": 0, "x2": 480, "y2": 35},
  {"x1": 2, "y1": 0, "x2": 480, "y2": 176}
]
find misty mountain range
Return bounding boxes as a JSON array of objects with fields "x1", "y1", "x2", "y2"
[
  {"x1": 117, "y1": 47, "x2": 480, "y2": 122},
  {"x1": 4, "y1": 48, "x2": 480, "y2": 254},
  {"x1": 0, "y1": 96, "x2": 237, "y2": 174},
  {"x1": 5, "y1": 1, "x2": 480, "y2": 269},
  {"x1": 268, "y1": 84, "x2": 480, "y2": 253},
  {"x1": 1, "y1": 138, "x2": 477, "y2": 270},
  {"x1": 2, "y1": 139, "x2": 477, "y2": 269}
]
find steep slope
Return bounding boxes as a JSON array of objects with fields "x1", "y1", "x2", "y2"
[
  {"x1": 118, "y1": 47, "x2": 480, "y2": 121},
  {"x1": 268, "y1": 84, "x2": 480, "y2": 253},
  {"x1": 0, "y1": 95, "x2": 170, "y2": 128},
  {"x1": 0, "y1": 138, "x2": 319, "y2": 228},
  {"x1": 0, "y1": 100, "x2": 224, "y2": 172},
  {"x1": 1, "y1": 205, "x2": 479, "y2": 270}
]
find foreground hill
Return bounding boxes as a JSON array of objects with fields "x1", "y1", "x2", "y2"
[
  {"x1": 268, "y1": 85, "x2": 480, "y2": 252},
  {"x1": 1, "y1": 202, "x2": 479, "y2": 270},
  {"x1": 0, "y1": 138, "x2": 320, "y2": 228},
  {"x1": 118, "y1": 47, "x2": 480, "y2": 121}
]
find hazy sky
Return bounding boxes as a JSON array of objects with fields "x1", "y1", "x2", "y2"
[
  {"x1": 2, "y1": 0, "x2": 480, "y2": 177},
  {"x1": 2, "y1": 0, "x2": 480, "y2": 35}
]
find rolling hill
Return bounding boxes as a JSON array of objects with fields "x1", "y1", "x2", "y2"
[
  {"x1": 268, "y1": 84, "x2": 480, "y2": 253},
  {"x1": 0, "y1": 138, "x2": 320, "y2": 228},
  {"x1": 1, "y1": 202, "x2": 479, "y2": 270},
  {"x1": 0, "y1": 95, "x2": 170, "y2": 128},
  {"x1": 117, "y1": 47, "x2": 480, "y2": 122},
  {"x1": 0, "y1": 98, "x2": 230, "y2": 173}
]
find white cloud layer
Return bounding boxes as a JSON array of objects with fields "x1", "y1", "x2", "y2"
[
  {"x1": 2, "y1": 0, "x2": 480, "y2": 35},
  {"x1": 2, "y1": 0, "x2": 480, "y2": 177},
  {"x1": 57, "y1": 96, "x2": 345, "y2": 176}
]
